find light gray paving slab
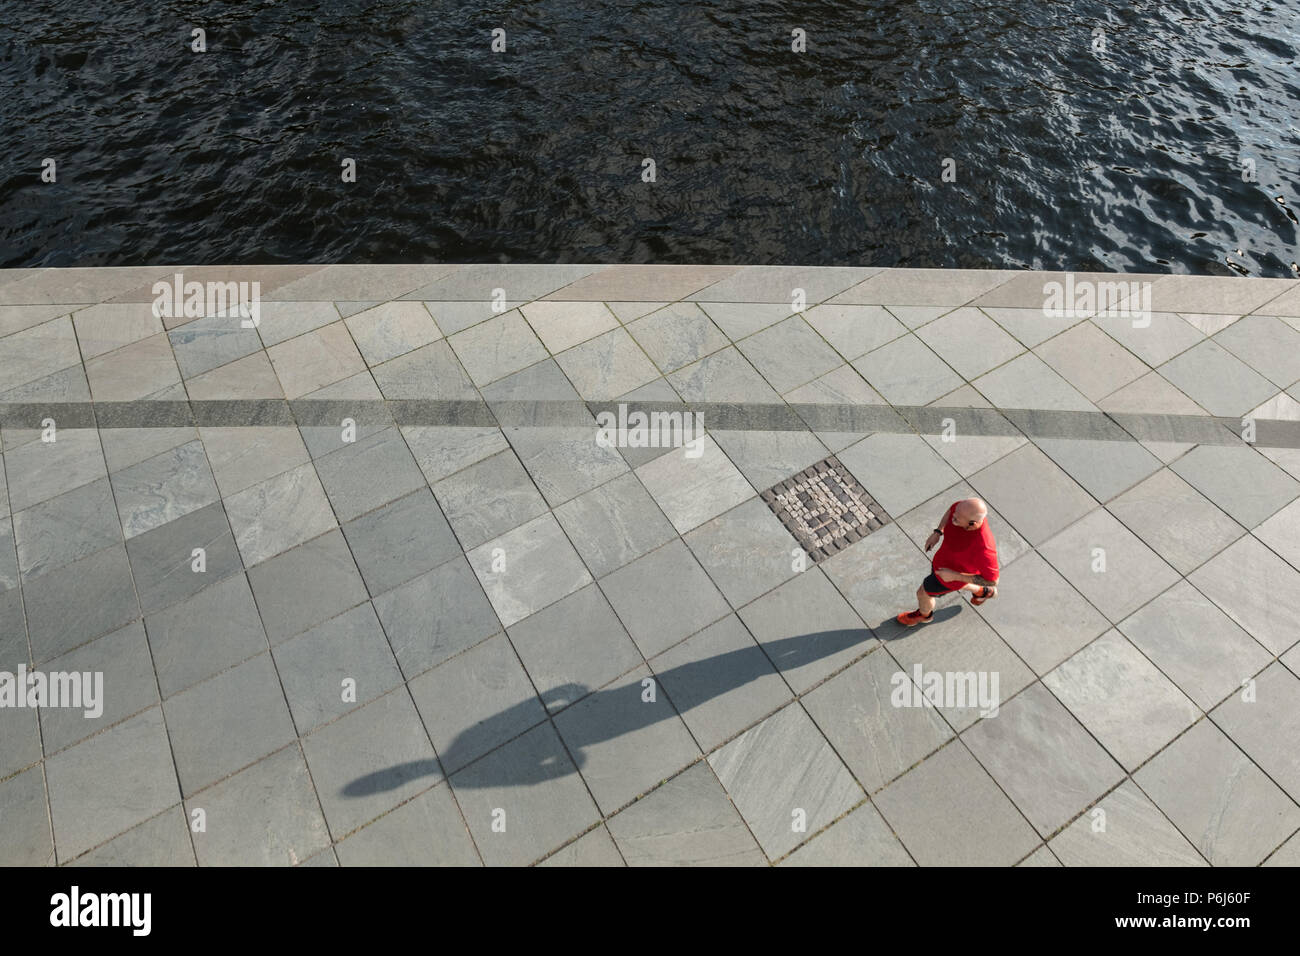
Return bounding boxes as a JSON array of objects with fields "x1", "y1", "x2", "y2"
[
  {"x1": 1255, "y1": 498, "x2": 1300, "y2": 572},
  {"x1": 837, "y1": 432, "x2": 960, "y2": 518},
  {"x1": 186, "y1": 745, "x2": 330, "y2": 866},
  {"x1": 852, "y1": 334, "x2": 964, "y2": 406},
  {"x1": 554, "y1": 326, "x2": 659, "y2": 400},
  {"x1": 1033, "y1": 437, "x2": 1163, "y2": 502},
  {"x1": 431, "y1": 449, "x2": 548, "y2": 551},
  {"x1": 1047, "y1": 780, "x2": 1206, "y2": 866},
  {"x1": 963, "y1": 682, "x2": 1125, "y2": 837},
  {"x1": 334, "y1": 784, "x2": 480, "y2": 866},
  {"x1": 273, "y1": 603, "x2": 403, "y2": 733},
  {"x1": 450, "y1": 721, "x2": 600, "y2": 866},
  {"x1": 402, "y1": 424, "x2": 508, "y2": 485},
  {"x1": 340, "y1": 487, "x2": 460, "y2": 596},
  {"x1": 125, "y1": 499, "x2": 242, "y2": 616},
  {"x1": 45, "y1": 707, "x2": 180, "y2": 861},
  {"x1": 1107, "y1": 468, "x2": 1245, "y2": 574},
  {"x1": 696, "y1": 302, "x2": 795, "y2": 341},
  {"x1": 735, "y1": 316, "x2": 841, "y2": 394},
  {"x1": 606, "y1": 761, "x2": 765, "y2": 866},
  {"x1": 1119, "y1": 581, "x2": 1273, "y2": 710},
  {"x1": 408, "y1": 633, "x2": 547, "y2": 775},
  {"x1": 370, "y1": 340, "x2": 478, "y2": 400},
  {"x1": 689, "y1": 265, "x2": 872, "y2": 305},
  {"x1": 1264, "y1": 832, "x2": 1300, "y2": 866},
  {"x1": 110, "y1": 439, "x2": 219, "y2": 539},
  {"x1": 650, "y1": 615, "x2": 793, "y2": 753},
  {"x1": 1189, "y1": 535, "x2": 1300, "y2": 655},
  {"x1": 197, "y1": 426, "x2": 310, "y2": 498},
  {"x1": 520, "y1": 300, "x2": 618, "y2": 353},
  {"x1": 708, "y1": 702, "x2": 862, "y2": 860},
  {"x1": 186, "y1": 350, "x2": 284, "y2": 400},
  {"x1": 447, "y1": 311, "x2": 549, "y2": 387},
  {"x1": 553, "y1": 664, "x2": 700, "y2": 816},
  {"x1": 372, "y1": 556, "x2": 501, "y2": 678},
  {"x1": 1134, "y1": 718, "x2": 1300, "y2": 866},
  {"x1": 802, "y1": 303, "x2": 907, "y2": 361},
  {"x1": 635, "y1": 435, "x2": 754, "y2": 534},
  {"x1": 1210, "y1": 662, "x2": 1300, "y2": 803},
  {"x1": 163, "y1": 652, "x2": 297, "y2": 797},
  {"x1": 552, "y1": 472, "x2": 676, "y2": 578},
  {"x1": 709, "y1": 429, "x2": 829, "y2": 491},
  {"x1": 508, "y1": 583, "x2": 643, "y2": 712},
  {"x1": 684, "y1": 498, "x2": 798, "y2": 608},
  {"x1": 974, "y1": 551, "x2": 1110, "y2": 675},
  {"x1": 832, "y1": 268, "x2": 1013, "y2": 307},
  {"x1": 67, "y1": 806, "x2": 195, "y2": 867},
  {"x1": 13, "y1": 476, "x2": 121, "y2": 579},
  {"x1": 1212, "y1": 313, "x2": 1300, "y2": 388},
  {"x1": 5, "y1": 429, "x2": 107, "y2": 513},
  {"x1": 872, "y1": 740, "x2": 1039, "y2": 866},
  {"x1": 979, "y1": 306, "x2": 1080, "y2": 348},
  {"x1": 1033, "y1": 321, "x2": 1149, "y2": 401},
  {"x1": 973, "y1": 353, "x2": 1096, "y2": 412},
  {"x1": 100, "y1": 426, "x2": 196, "y2": 475},
  {"x1": 0, "y1": 685, "x2": 41, "y2": 779},
  {"x1": 314, "y1": 426, "x2": 427, "y2": 523},
  {"x1": 504, "y1": 423, "x2": 628, "y2": 507},
  {"x1": 144, "y1": 573, "x2": 266, "y2": 698},
  {"x1": 467, "y1": 512, "x2": 592, "y2": 628},
  {"x1": 344, "y1": 301, "x2": 442, "y2": 366},
  {"x1": 168, "y1": 314, "x2": 262, "y2": 379},
  {"x1": 0, "y1": 316, "x2": 81, "y2": 393},
  {"x1": 667, "y1": 346, "x2": 782, "y2": 403},
  {"x1": 1158, "y1": 340, "x2": 1280, "y2": 417},
  {"x1": 0, "y1": 767, "x2": 55, "y2": 865},
  {"x1": 802, "y1": 647, "x2": 952, "y2": 793},
  {"x1": 922, "y1": 432, "x2": 1026, "y2": 479},
  {"x1": 224, "y1": 461, "x2": 337, "y2": 567},
  {"x1": 820, "y1": 522, "x2": 928, "y2": 633},
  {"x1": 914, "y1": 307, "x2": 1025, "y2": 381},
  {"x1": 1040, "y1": 508, "x2": 1180, "y2": 622},
  {"x1": 23, "y1": 544, "x2": 138, "y2": 663},
  {"x1": 1017, "y1": 846, "x2": 1061, "y2": 866},
  {"x1": 1044, "y1": 630, "x2": 1200, "y2": 771},
  {"x1": 266, "y1": 321, "x2": 365, "y2": 398},
  {"x1": 780, "y1": 801, "x2": 914, "y2": 866},
  {"x1": 737, "y1": 567, "x2": 875, "y2": 694},
  {"x1": 1091, "y1": 310, "x2": 1203, "y2": 367},
  {"x1": 1170, "y1": 445, "x2": 1299, "y2": 529},
  {"x1": 245, "y1": 529, "x2": 368, "y2": 643},
  {"x1": 301, "y1": 689, "x2": 442, "y2": 837},
  {"x1": 537, "y1": 825, "x2": 625, "y2": 867}
]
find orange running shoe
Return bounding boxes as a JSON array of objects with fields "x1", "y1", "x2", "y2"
[{"x1": 896, "y1": 610, "x2": 934, "y2": 627}]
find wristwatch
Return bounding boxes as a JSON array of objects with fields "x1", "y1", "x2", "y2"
[{"x1": 932, "y1": 528, "x2": 943, "y2": 534}]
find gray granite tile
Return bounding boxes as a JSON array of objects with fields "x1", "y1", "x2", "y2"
[
  {"x1": 1047, "y1": 780, "x2": 1206, "y2": 866},
  {"x1": 922, "y1": 433, "x2": 1026, "y2": 480},
  {"x1": 1107, "y1": 469, "x2": 1245, "y2": 574},
  {"x1": 199, "y1": 425, "x2": 310, "y2": 498},
  {"x1": 1256, "y1": 497, "x2": 1300, "y2": 574},
  {"x1": 627, "y1": 303, "x2": 730, "y2": 373},
  {"x1": 552, "y1": 473, "x2": 676, "y2": 578},
  {"x1": 85, "y1": 333, "x2": 183, "y2": 401},
  {"x1": 13, "y1": 476, "x2": 122, "y2": 579},
  {"x1": 447, "y1": 311, "x2": 548, "y2": 387},
  {"x1": 520, "y1": 300, "x2": 618, "y2": 353},
  {"x1": 101, "y1": 425, "x2": 197, "y2": 475},
  {"x1": 344, "y1": 301, "x2": 442, "y2": 366},
  {"x1": 537, "y1": 825, "x2": 625, "y2": 867},
  {"x1": 963, "y1": 682, "x2": 1124, "y2": 837},
  {"x1": 186, "y1": 745, "x2": 330, "y2": 865},
  {"x1": 402, "y1": 424, "x2": 508, "y2": 485},
  {"x1": 834, "y1": 267, "x2": 1014, "y2": 307},
  {"x1": 245, "y1": 528, "x2": 368, "y2": 643},
  {"x1": 1091, "y1": 309, "x2": 1203, "y2": 367},
  {"x1": 886, "y1": 602, "x2": 1036, "y2": 731},
  {"x1": 1158, "y1": 340, "x2": 1278, "y2": 417},
  {"x1": 1032, "y1": 437, "x2": 1163, "y2": 502},
  {"x1": 973, "y1": 352, "x2": 1097, "y2": 412},
  {"x1": 420, "y1": 300, "x2": 522, "y2": 335},
  {"x1": 1265, "y1": 832, "x2": 1300, "y2": 866},
  {"x1": 554, "y1": 326, "x2": 659, "y2": 400},
  {"x1": 0, "y1": 518, "x2": 16, "y2": 591},
  {"x1": 1044, "y1": 629, "x2": 1200, "y2": 770},
  {"x1": 449, "y1": 720, "x2": 601, "y2": 866},
  {"x1": 125, "y1": 499, "x2": 242, "y2": 616},
  {"x1": 914, "y1": 307, "x2": 1026, "y2": 380},
  {"x1": 504, "y1": 423, "x2": 629, "y2": 507},
  {"x1": 1134, "y1": 719, "x2": 1300, "y2": 866},
  {"x1": 734, "y1": 316, "x2": 841, "y2": 394},
  {"x1": 650, "y1": 615, "x2": 793, "y2": 752},
  {"x1": 0, "y1": 767, "x2": 54, "y2": 865},
  {"x1": 467, "y1": 513, "x2": 592, "y2": 628},
  {"x1": 341, "y1": 487, "x2": 459, "y2": 596},
  {"x1": 600, "y1": 540, "x2": 731, "y2": 658},
  {"x1": 110, "y1": 439, "x2": 219, "y2": 539},
  {"x1": 634, "y1": 436, "x2": 753, "y2": 534},
  {"x1": 273, "y1": 602, "x2": 403, "y2": 733},
  {"x1": 709, "y1": 428, "x2": 829, "y2": 491},
  {"x1": 168, "y1": 314, "x2": 263, "y2": 379},
  {"x1": 224, "y1": 462, "x2": 338, "y2": 567},
  {"x1": 402, "y1": 263, "x2": 595, "y2": 303},
  {"x1": 852, "y1": 334, "x2": 964, "y2": 406},
  {"x1": 969, "y1": 444, "x2": 1097, "y2": 546},
  {"x1": 697, "y1": 302, "x2": 796, "y2": 341},
  {"x1": 737, "y1": 568, "x2": 874, "y2": 694},
  {"x1": 334, "y1": 784, "x2": 480, "y2": 866},
  {"x1": 803, "y1": 647, "x2": 953, "y2": 793},
  {"x1": 553, "y1": 664, "x2": 701, "y2": 816},
  {"x1": 667, "y1": 346, "x2": 783, "y2": 403},
  {"x1": 1213, "y1": 313, "x2": 1300, "y2": 388},
  {"x1": 0, "y1": 316, "x2": 80, "y2": 393},
  {"x1": 23, "y1": 544, "x2": 138, "y2": 663},
  {"x1": 974, "y1": 551, "x2": 1110, "y2": 675},
  {"x1": 780, "y1": 801, "x2": 914, "y2": 866},
  {"x1": 38, "y1": 621, "x2": 158, "y2": 754},
  {"x1": 507, "y1": 584, "x2": 643, "y2": 713},
  {"x1": 837, "y1": 432, "x2": 960, "y2": 518},
  {"x1": 0, "y1": 682, "x2": 41, "y2": 778},
  {"x1": 267, "y1": 321, "x2": 365, "y2": 398},
  {"x1": 45, "y1": 708, "x2": 180, "y2": 860},
  {"x1": 372, "y1": 555, "x2": 501, "y2": 677},
  {"x1": 1171, "y1": 445, "x2": 1299, "y2": 529},
  {"x1": 801, "y1": 303, "x2": 907, "y2": 361},
  {"x1": 301, "y1": 689, "x2": 441, "y2": 837},
  {"x1": 186, "y1": 350, "x2": 285, "y2": 400},
  {"x1": 820, "y1": 522, "x2": 927, "y2": 633},
  {"x1": 370, "y1": 340, "x2": 478, "y2": 400},
  {"x1": 1189, "y1": 535, "x2": 1300, "y2": 655},
  {"x1": 314, "y1": 426, "x2": 428, "y2": 522},
  {"x1": 684, "y1": 498, "x2": 799, "y2": 608},
  {"x1": 163, "y1": 652, "x2": 297, "y2": 796},
  {"x1": 689, "y1": 264, "x2": 871, "y2": 304},
  {"x1": 1119, "y1": 581, "x2": 1273, "y2": 710},
  {"x1": 432, "y1": 449, "x2": 548, "y2": 550},
  {"x1": 1211, "y1": 662, "x2": 1300, "y2": 802},
  {"x1": 1033, "y1": 321, "x2": 1149, "y2": 401},
  {"x1": 606, "y1": 761, "x2": 765, "y2": 866},
  {"x1": 708, "y1": 702, "x2": 862, "y2": 860},
  {"x1": 1040, "y1": 508, "x2": 1181, "y2": 622},
  {"x1": 5, "y1": 428, "x2": 106, "y2": 513},
  {"x1": 409, "y1": 633, "x2": 546, "y2": 775}
]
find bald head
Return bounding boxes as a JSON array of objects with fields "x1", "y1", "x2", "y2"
[{"x1": 953, "y1": 498, "x2": 988, "y2": 530}]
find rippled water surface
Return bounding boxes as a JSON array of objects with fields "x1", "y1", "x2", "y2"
[{"x1": 2, "y1": 0, "x2": 1298, "y2": 273}]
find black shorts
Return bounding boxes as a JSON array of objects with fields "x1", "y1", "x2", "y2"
[{"x1": 922, "y1": 572, "x2": 964, "y2": 596}]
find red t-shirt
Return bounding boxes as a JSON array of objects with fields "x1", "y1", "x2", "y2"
[{"x1": 932, "y1": 503, "x2": 999, "y2": 583}]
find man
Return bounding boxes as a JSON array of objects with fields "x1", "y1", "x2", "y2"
[{"x1": 897, "y1": 497, "x2": 1000, "y2": 627}]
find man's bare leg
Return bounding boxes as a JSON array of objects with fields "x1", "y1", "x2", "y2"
[{"x1": 917, "y1": 585, "x2": 936, "y2": 616}]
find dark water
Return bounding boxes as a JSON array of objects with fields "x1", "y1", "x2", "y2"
[{"x1": 2, "y1": 0, "x2": 1298, "y2": 274}]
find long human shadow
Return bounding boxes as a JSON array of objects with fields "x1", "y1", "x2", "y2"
[{"x1": 344, "y1": 625, "x2": 875, "y2": 796}]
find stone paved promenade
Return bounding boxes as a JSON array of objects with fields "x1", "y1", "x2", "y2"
[{"x1": 2, "y1": 264, "x2": 1300, "y2": 866}]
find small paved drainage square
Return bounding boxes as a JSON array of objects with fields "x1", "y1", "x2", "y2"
[{"x1": 761, "y1": 456, "x2": 888, "y2": 563}]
